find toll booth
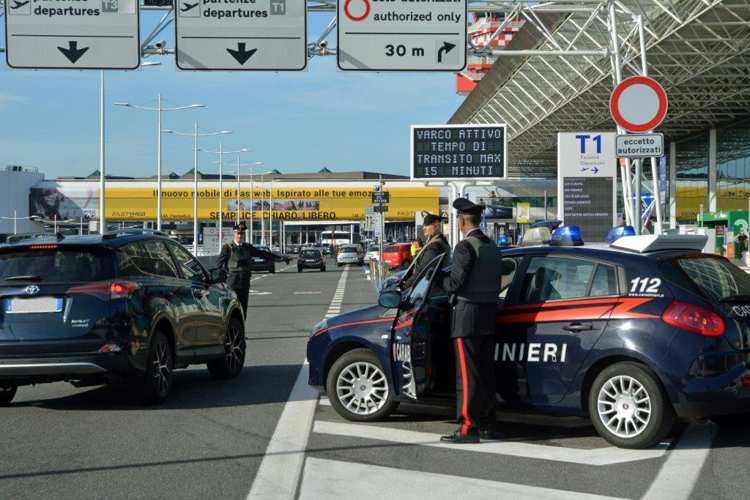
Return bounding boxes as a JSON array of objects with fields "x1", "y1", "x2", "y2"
[{"x1": 698, "y1": 210, "x2": 749, "y2": 258}]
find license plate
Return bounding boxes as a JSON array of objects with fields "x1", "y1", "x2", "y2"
[{"x1": 4, "y1": 297, "x2": 64, "y2": 314}]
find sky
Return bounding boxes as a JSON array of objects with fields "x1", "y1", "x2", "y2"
[{"x1": 0, "y1": 11, "x2": 465, "y2": 180}]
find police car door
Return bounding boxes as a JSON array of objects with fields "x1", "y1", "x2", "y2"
[
  {"x1": 501, "y1": 254, "x2": 618, "y2": 406},
  {"x1": 390, "y1": 254, "x2": 446, "y2": 400}
]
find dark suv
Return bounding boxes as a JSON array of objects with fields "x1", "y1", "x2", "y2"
[
  {"x1": 298, "y1": 248, "x2": 326, "y2": 272},
  {"x1": 0, "y1": 232, "x2": 245, "y2": 405}
]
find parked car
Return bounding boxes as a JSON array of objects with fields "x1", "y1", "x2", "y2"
[
  {"x1": 365, "y1": 244, "x2": 380, "y2": 262},
  {"x1": 0, "y1": 231, "x2": 245, "y2": 405},
  {"x1": 382, "y1": 242, "x2": 412, "y2": 269},
  {"x1": 251, "y1": 246, "x2": 276, "y2": 273},
  {"x1": 298, "y1": 248, "x2": 326, "y2": 272}
]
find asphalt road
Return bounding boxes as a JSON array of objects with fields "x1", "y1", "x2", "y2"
[{"x1": 2, "y1": 260, "x2": 750, "y2": 499}]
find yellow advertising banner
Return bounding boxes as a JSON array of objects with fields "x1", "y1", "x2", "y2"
[{"x1": 101, "y1": 186, "x2": 439, "y2": 222}]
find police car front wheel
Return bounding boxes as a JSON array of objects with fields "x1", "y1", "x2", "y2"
[
  {"x1": 589, "y1": 362, "x2": 674, "y2": 449},
  {"x1": 326, "y1": 349, "x2": 398, "y2": 421}
]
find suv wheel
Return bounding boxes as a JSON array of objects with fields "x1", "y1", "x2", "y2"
[
  {"x1": 326, "y1": 348, "x2": 398, "y2": 422},
  {"x1": 0, "y1": 385, "x2": 17, "y2": 405},
  {"x1": 142, "y1": 330, "x2": 174, "y2": 404},
  {"x1": 208, "y1": 316, "x2": 246, "y2": 379},
  {"x1": 588, "y1": 362, "x2": 674, "y2": 449}
]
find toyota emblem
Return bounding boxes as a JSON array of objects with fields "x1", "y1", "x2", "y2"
[{"x1": 25, "y1": 285, "x2": 40, "y2": 296}]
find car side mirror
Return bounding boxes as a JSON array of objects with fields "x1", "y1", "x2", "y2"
[
  {"x1": 378, "y1": 289, "x2": 402, "y2": 309},
  {"x1": 208, "y1": 268, "x2": 225, "y2": 284}
]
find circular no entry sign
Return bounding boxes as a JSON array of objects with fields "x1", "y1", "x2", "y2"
[{"x1": 609, "y1": 76, "x2": 668, "y2": 133}]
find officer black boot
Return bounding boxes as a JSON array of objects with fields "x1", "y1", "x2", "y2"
[
  {"x1": 440, "y1": 428, "x2": 480, "y2": 444},
  {"x1": 479, "y1": 426, "x2": 501, "y2": 441}
]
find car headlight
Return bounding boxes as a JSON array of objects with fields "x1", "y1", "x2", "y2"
[{"x1": 312, "y1": 319, "x2": 328, "y2": 336}]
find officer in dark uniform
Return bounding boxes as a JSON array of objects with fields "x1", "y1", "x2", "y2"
[
  {"x1": 440, "y1": 199, "x2": 503, "y2": 444},
  {"x1": 402, "y1": 212, "x2": 452, "y2": 288},
  {"x1": 216, "y1": 222, "x2": 289, "y2": 316}
]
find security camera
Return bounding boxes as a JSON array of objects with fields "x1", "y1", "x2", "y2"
[
  {"x1": 154, "y1": 40, "x2": 167, "y2": 50},
  {"x1": 319, "y1": 40, "x2": 328, "y2": 49}
]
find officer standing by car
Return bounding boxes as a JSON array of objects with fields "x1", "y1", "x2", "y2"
[
  {"x1": 402, "y1": 212, "x2": 452, "y2": 288},
  {"x1": 440, "y1": 199, "x2": 503, "y2": 444},
  {"x1": 216, "y1": 222, "x2": 289, "y2": 316}
]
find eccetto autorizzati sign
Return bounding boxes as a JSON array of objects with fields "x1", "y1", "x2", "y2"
[{"x1": 29, "y1": 184, "x2": 439, "y2": 222}]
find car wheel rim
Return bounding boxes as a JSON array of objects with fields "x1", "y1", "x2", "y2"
[
  {"x1": 336, "y1": 361, "x2": 389, "y2": 416},
  {"x1": 597, "y1": 375, "x2": 652, "y2": 439},
  {"x1": 152, "y1": 340, "x2": 171, "y2": 396},
  {"x1": 225, "y1": 322, "x2": 245, "y2": 373}
]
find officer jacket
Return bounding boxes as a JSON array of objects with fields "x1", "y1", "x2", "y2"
[
  {"x1": 402, "y1": 233, "x2": 452, "y2": 288},
  {"x1": 441, "y1": 229, "x2": 502, "y2": 304},
  {"x1": 216, "y1": 242, "x2": 277, "y2": 289}
]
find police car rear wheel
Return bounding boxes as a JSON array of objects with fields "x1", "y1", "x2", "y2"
[
  {"x1": 208, "y1": 316, "x2": 246, "y2": 379},
  {"x1": 589, "y1": 362, "x2": 674, "y2": 449},
  {"x1": 327, "y1": 349, "x2": 398, "y2": 421},
  {"x1": 0, "y1": 384, "x2": 17, "y2": 405}
]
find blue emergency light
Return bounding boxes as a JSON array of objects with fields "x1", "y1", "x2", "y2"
[
  {"x1": 497, "y1": 234, "x2": 510, "y2": 247},
  {"x1": 550, "y1": 225, "x2": 584, "y2": 246},
  {"x1": 606, "y1": 225, "x2": 636, "y2": 244}
]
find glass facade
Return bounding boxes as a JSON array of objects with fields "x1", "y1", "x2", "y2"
[{"x1": 673, "y1": 118, "x2": 750, "y2": 222}]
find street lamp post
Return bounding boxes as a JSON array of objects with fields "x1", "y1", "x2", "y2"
[
  {"x1": 163, "y1": 125, "x2": 232, "y2": 255},
  {"x1": 232, "y1": 160, "x2": 264, "y2": 243},
  {"x1": 114, "y1": 96, "x2": 204, "y2": 231},
  {"x1": 204, "y1": 146, "x2": 248, "y2": 252}
]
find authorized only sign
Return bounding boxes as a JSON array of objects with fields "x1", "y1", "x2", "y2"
[
  {"x1": 4, "y1": 0, "x2": 140, "y2": 69},
  {"x1": 337, "y1": 0, "x2": 467, "y2": 71},
  {"x1": 616, "y1": 133, "x2": 664, "y2": 158},
  {"x1": 411, "y1": 124, "x2": 506, "y2": 181},
  {"x1": 175, "y1": 0, "x2": 306, "y2": 70}
]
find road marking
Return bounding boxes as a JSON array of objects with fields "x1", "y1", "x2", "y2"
[
  {"x1": 319, "y1": 397, "x2": 331, "y2": 407},
  {"x1": 298, "y1": 458, "x2": 626, "y2": 500},
  {"x1": 295, "y1": 291, "x2": 322, "y2": 295},
  {"x1": 247, "y1": 267, "x2": 349, "y2": 500},
  {"x1": 642, "y1": 423, "x2": 715, "y2": 500},
  {"x1": 313, "y1": 421, "x2": 668, "y2": 466},
  {"x1": 249, "y1": 290, "x2": 272, "y2": 296}
]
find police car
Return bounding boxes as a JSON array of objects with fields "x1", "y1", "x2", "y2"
[{"x1": 307, "y1": 227, "x2": 750, "y2": 449}]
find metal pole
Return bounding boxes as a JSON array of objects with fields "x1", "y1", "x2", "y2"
[
  {"x1": 669, "y1": 141, "x2": 677, "y2": 230},
  {"x1": 236, "y1": 155, "x2": 241, "y2": 225},
  {"x1": 544, "y1": 190, "x2": 548, "y2": 220},
  {"x1": 80, "y1": 215, "x2": 84, "y2": 236},
  {"x1": 269, "y1": 180, "x2": 274, "y2": 248},
  {"x1": 13, "y1": 210, "x2": 17, "y2": 235},
  {"x1": 99, "y1": 70, "x2": 107, "y2": 234},
  {"x1": 249, "y1": 165, "x2": 254, "y2": 243},
  {"x1": 218, "y1": 142, "x2": 223, "y2": 252},
  {"x1": 157, "y1": 93, "x2": 163, "y2": 231},
  {"x1": 260, "y1": 174, "x2": 265, "y2": 245},
  {"x1": 193, "y1": 121, "x2": 199, "y2": 255},
  {"x1": 54, "y1": 215, "x2": 57, "y2": 234}
]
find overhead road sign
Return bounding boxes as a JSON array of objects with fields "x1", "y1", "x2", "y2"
[
  {"x1": 610, "y1": 76, "x2": 668, "y2": 133},
  {"x1": 411, "y1": 124, "x2": 506, "y2": 181},
  {"x1": 616, "y1": 133, "x2": 664, "y2": 158},
  {"x1": 337, "y1": 0, "x2": 467, "y2": 71},
  {"x1": 4, "y1": 0, "x2": 140, "y2": 69},
  {"x1": 175, "y1": 0, "x2": 306, "y2": 71}
]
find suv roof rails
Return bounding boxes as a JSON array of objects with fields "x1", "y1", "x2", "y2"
[
  {"x1": 102, "y1": 229, "x2": 168, "y2": 240},
  {"x1": 5, "y1": 232, "x2": 65, "y2": 244}
]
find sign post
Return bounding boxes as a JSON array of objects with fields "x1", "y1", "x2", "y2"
[
  {"x1": 337, "y1": 0, "x2": 467, "y2": 71},
  {"x1": 557, "y1": 132, "x2": 617, "y2": 243},
  {"x1": 5, "y1": 0, "x2": 140, "y2": 69},
  {"x1": 175, "y1": 0, "x2": 307, "y2": 70}
]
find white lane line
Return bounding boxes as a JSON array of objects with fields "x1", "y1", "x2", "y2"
[
  {"x1": 247, "y1": 267, "x2": 349, "y2": 500},
  {"x1": 641, "y1": 423, "x2": 715, "y2": 500},
  {"x1": 299, "y1": 458, "x2": 625, "y2": 500},
  {"x1": 313, "y1": 421, "x2": 668, "y2": 466},
  {"x1": 295, "y1": 291, "x2": 322, "y2": 295}
]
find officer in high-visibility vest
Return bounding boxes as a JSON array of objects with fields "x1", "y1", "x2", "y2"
[
  {"x1": 440, "y1": 199, "x2": 502, "y2": 444},
  {"x1": 216, "y1": 222, "x2": 289, "y2": 316}
]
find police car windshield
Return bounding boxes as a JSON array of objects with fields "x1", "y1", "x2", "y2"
[
  {"x1": 674, "y1": 255, "x2": 750, "y2": 304},
  {"x1": 0, "y1": 248, "x2": 115, "y2": 283}
]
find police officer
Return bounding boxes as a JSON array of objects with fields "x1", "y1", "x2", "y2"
[
  {"x1": 440, "y1": 199, "x2": 503, "y2": 444},
  {"x1": 216, "y1": 222, "x2": 289, "y2": 316},
  {"x1": 402, "y1": 212, "x2": 452, "y2": 288}
]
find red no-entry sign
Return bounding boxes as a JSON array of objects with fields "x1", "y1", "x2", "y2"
[{"x1": 609, "y1": 76, "x2": 668, "y2": 133}]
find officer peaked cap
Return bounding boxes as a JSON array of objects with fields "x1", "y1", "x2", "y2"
[
  {"x1": 453, "y1": 198, "x2": 485, "y2": 216},
  {"x1": 233, "y1": 222, "x2": 248, "y2": 231}
]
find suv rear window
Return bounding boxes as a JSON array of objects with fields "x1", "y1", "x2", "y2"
[
  {"x1": 302, "y1": 250, "x2": 320, "y2": 258},
  {"x1": 675, "y1": 256, "x2": 750, "y2": 303},
  {"x1": 0, "y1": 247, "x2": 115, "y2": 283}
]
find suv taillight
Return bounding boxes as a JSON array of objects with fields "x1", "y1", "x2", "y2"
[
  {"x1": 69, "y1": 280, "x2": 140, "y2": 299},
  {"x1": 662, "y1": 301, "x2": 725, "y2": 337}
]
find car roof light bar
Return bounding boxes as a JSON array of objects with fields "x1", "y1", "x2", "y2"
[{"x1": 610, "y1": 235, "x2": 708, "y2": 253}]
